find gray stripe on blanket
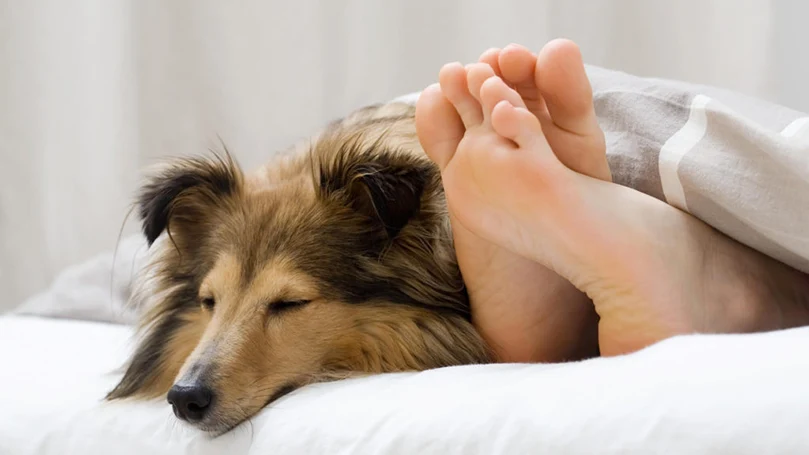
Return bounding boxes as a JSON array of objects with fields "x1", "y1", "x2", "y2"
[{"x1": 596, "y1": 91, "x2": 691, "y2": 201}]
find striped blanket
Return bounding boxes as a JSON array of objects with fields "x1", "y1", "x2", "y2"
[
  {"x1": 586, "y1": 66, "x2": 808, "y2": 274},
  {"x1": 398, "y1": 67, "x2": 809, "y2": 274}
]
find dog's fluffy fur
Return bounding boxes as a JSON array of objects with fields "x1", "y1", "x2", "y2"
[{"x1": 107, "y1": 101, "x2": 493, "y2": 433}]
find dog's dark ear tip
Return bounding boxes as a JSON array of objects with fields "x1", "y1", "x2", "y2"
[
  {"x1": 135, "y1": 157, "x2": 242, "y2": 245},
  {"x1": 318, "y1": 144, "x2": 438, "y2": 240},
  {"x1": 143, "y1": 224, "x2": 162, "y2": 246},
  {"x1": 349, "y1": 167, "x2": 427, "y2": 238},
  {"x1": 139, "y1": 195, "x2": 170, "y2": 246}
]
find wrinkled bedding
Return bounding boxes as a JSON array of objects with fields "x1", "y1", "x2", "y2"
[{"x1": 2, "y1": 314, "x2": 808, "y2": 454}]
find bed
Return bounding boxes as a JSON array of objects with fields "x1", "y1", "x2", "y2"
[
  {"x1": 2, "y1": 234, "x2": 809, "y2": 454},
  {"x1": 4, "y1": 315, "x2": 809, "y2": 454},
  {"x1": 5, "y1": 70, "x2": 809, "y2": 453}
]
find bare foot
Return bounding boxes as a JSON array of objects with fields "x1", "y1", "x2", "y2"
[
  {"x1": 431, "y1": 53, "x2": 809, "y2": 356},
  {"x1": 416, "y1": 40, "x2": 610, "y2": 362},
  {"x1": 416, "y1": 80, "x2": 596, "y2": 363}
]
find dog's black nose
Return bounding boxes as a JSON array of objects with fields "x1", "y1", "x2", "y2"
[{"x1": 167, "y1": 383, "x2": 214, "y2": 422}]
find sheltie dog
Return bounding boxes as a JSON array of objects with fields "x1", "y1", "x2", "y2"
[{"x1": 106, "y1": 101, "x2": 493, "y2": 433}]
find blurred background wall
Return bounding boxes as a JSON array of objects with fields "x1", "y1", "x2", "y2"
[{"x1": 2, "y1": 0, "x2": 808, "y2": 311}]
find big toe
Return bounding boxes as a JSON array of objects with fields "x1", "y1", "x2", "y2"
[
  {"x1": 415, "y1": 83, "x2": 465, "y2": 171},
  {"x1": 536, "y1": 39, "x2": 610, "y2": 181},
  {"x1": 536, "y1": 39, "x2": 600, "y2": 139}
]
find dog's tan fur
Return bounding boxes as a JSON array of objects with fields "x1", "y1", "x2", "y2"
[{"x1": 107, "y1": 101, "x2": 493, "y2": 433}]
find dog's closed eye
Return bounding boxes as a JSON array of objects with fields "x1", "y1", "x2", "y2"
[
  {"x1": 200, "y1": 297, "x2": 216, "y2": 311},
  {"x1": 269, "y1": 300, "x2": 311, "y2": 315}
]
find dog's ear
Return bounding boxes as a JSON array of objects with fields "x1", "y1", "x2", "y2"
[
  {"x1": 138, "y1": 155, "x2": 242, "y2": 246},
  {"x1": 320, "y1": 153, "x2": 435, "y2": 239},
  {"x1": 344, "y1": 161, "x2": 429, "y2": 238}
]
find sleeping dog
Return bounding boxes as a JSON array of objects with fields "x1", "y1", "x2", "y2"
[{"x1": 106, "y1": 101, "x2": 493, "y2": 433}]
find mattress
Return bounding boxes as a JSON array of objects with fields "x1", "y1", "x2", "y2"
[{"x1": 2, "y1": 314, "x2": 808, "y2": 454}]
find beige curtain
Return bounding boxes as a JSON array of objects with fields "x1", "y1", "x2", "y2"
[{"x1": 2, "y1": 0, "x2": 807, "y2": 311}]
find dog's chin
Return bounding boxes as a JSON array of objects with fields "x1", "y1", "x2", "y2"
[
  {"x1": 195, "y1": 421, "x2": 236, "y2": 436},
  {"x1": 188, "y1": 413, "x2": 251, "y2": 436}
]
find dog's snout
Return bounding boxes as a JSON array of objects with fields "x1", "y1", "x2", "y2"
[{"x1": 167, "y1": 383, "x2": 214, "y2": 422}]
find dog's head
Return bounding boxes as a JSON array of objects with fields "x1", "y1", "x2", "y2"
[{"x1": 106, "y1": 104, "x2": 491, "y2": 433}]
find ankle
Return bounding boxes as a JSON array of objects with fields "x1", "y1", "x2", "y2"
[
  {"x1": 706, "y1": 237, "x2": 809, "y2": 333},
  {"x1": 759, "y1": 267, "x2": 809, "y2": 330}
]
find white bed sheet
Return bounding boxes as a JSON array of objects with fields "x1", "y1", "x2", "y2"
[{"x1": 2, "y1": 315, "x2": 808, "y2": 454}]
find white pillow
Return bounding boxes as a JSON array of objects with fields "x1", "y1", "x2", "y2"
[
  {"x1": 1, "y1": 315, "x2": 808, "y2": 454},
  {"x1": 13, "y1": 235, "x2": 148, "y2": 324}
]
